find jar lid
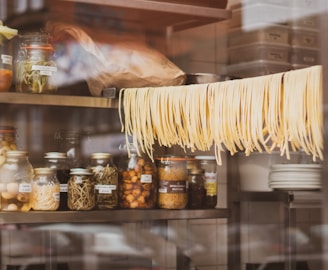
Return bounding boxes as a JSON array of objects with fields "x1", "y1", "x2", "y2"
[
  {"x1": 0, "y1": 126, "x2": 16, "y2": 133},
  {"x1": 189, "y1": 168, "x2": 205, "y2": 175},
  {"x1": 195, "y1": 156, "x2": 216, "y2": 161},
  {"x1": 34, "y1": 167, "x2": 56, "y2": 175},
  {"x1": 91, "y1": 152, "x2": 112, "y2": 159},
  {"x1": 44, "y1": 152, "x2": 67, "y2": 159},
  {"x1": 155, "y1": 155, "x2": 189, "y2": 162},
  {"x1": 70, "y1": 168, "x2": 93, "y2": 175},
  {"x1": 5, "y1": 150, "x2": 28, "y2": 157}
]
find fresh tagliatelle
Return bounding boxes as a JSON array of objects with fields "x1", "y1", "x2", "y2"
[{"x1": 119, "y1": 65, "x2": 323, "y2": 165}]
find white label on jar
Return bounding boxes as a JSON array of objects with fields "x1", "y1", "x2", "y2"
[
  {"x1": 96, "y1": 184, "x2": 116, "y2": 194},
  {"x1": 204, "y1": 172, "x2": 217, "y2": 183},
  {"x1": 60, "y1": 184, "x2": 68, "y2": 192},
  {"x1": 53, "y1": 192, "x2": 60, "y2": 201},
  {"x1": 19, "y1": 183, "x2": 31, "y2": 193},
  {"x1": 140, "y1": 174, "x2": 152, "y2": 183},
  {"x1": 32, "y1": 65, "x2": 57, "y2": 75},
  {"x1": 1, "y1": 54, "x2": 12, "y2": 65}
]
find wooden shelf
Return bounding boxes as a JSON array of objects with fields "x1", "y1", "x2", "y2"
[
  {"x1": 61, "y1": 0, "x2": 232, "y2": 31},
  {"x1": 0, "y1": 209, "x2": 230, "y2": 224},
  {"x1": 0, "y1": 92, "x2": 118, "y2": 108}
]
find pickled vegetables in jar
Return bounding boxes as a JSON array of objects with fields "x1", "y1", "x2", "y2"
[
  {"x1": 15, "y1": 32, "x2": 57, "y2": 94},
  {"x1": 0, "y1": 151, "x2": 33, "y2": 212}
]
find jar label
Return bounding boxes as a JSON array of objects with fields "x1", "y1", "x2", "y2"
[
  {"x1": 140, "y1": 174, "x2": 152, "y2": 183},
  {"x1": 204, "y1": 172, "x2": 217, "y2": 195},
  {"x1": 96, "y1": 184, "x2": 116, "y2": 194},
  {"x1": 53, "y1": 192, "x2": 60, "y2": 201},
  {"x1": 19, "y1": 183, "x2": 31, "y2": 193},
  {"x1": 205, "y1": 182, "x2": 217, "y2": 196},
  {"x1": 60, "y1": 183, "x2": 68, "y2": 192},
  {"x1": 1, "y1": 54, "x2": 12, "y2": 65},
  {"x1": 159, "y1": 180, "x2": 186, "y2": 193},
  {"x1": 32, "y1": 65, "x2": 57, "y2": 76}
]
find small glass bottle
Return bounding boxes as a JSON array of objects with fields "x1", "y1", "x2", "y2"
[
  {"x1": 188, "y1": 168, "x2": 206, "y2": 209},
  {"x1": 31, "y1": 167, "x2": 60, "y2": 211},
  {"x1": 0, "y1": 126, "x2": 17, "y2": 165},
  {"x1": 195, "y1": 156, "x2": 218, "y2": 209},
  {"x1": 89, "y1": 152, "x2": 118, "y2": 210},
  {"x1": 44, "y1": 152, "x2": 70, "y2": 211},
  {"x1": 0, "y1": 34, "x2": 13, "y2": 92},
  {"x1": 68, "y1": 168, "x2": 95, "y2": 211},
  {"x1": 156, "y1": 156, "x2": 188, "y2": 209},
  {"x1": 0, "y1": 150, "x2": 33, "y2": 211},
  {"x1": 118, "y1": 144, "x2": 157, "y2": 209},
  {"x1": 15, "y1": 32, "x2": 57, "y2": 94}
]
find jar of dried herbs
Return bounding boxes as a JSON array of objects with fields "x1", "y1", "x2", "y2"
[
  {"x1": 89, "y1": 152, "x2": 118, "y2": 210},
  {"x1": 67, "y1": 168, "x2": 95, "y2": 211},
  {"x1": 15, "y1": 32, "x2": 57, "y2": 94}
]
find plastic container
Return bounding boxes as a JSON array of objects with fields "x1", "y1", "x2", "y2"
[
  {"x1": 31, "y1": 167, "x2": 60, "y2": 211},
  {"x1": 156, "y1": 156, "x2": 188, "y2": 209},
  {"x1": 89, "y1": 152, "x2": 118, "y2": 209},
  {"x1": 228, "y1": 43, "x2": 290, "y2": 64},
  {"x1": 68, "y1": 168, "x2": 95, "y2": 210},
  {"x1": 291, "y1": 46, "x2": 319, "y2": 66},
  {"x1": 290, "y1": 10, "x2": 319, "y2": 30},
  {"x1": 44, "y1": 152, "x2": 70, "y2": 211},
  {"x1": 0, "y1": 126, "x2": 17, "y2": 165},
  {"x1": 0, "y1": 150, "x2": 33, "y2": 211},
  {"x1": 0, "y1": 34, "x2": 13, "y2": 92},
  {"x1": 118, "y1": 145, "x2": 157, "y2": 209},
  {"x1": 228, "y1": 24, "x2": 290, "y2": 47},
  {"x1": 15, "y1": 32, "x2": 57, "y2": 94},
  {"x1": 227, "y1": 60, "x2": 291, "y2": 79},
  {"x1": 228, "y1": 4, "x2": 290, "y2": 29},
  {"x1": 290, "y1": 27, "x2": 319, "y2": 49}
]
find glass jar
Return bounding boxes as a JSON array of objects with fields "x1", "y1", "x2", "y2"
[
  {"x1": 89, "y1": 152, "x2": 118, "y2": 209},
  {"x1": 31, "y1": 167, "x2": 60, "y2": 211},
  {"x1": 195, "y1": 156, "x2": 217, "y2": 208},
  {"x1": 44, "y1": 152, "x2": 70, "y2": 211},
  {"x1": 67, "y1": 168, "x2": 95, "y2": 210},
  {"x1": 156, "y1": 156, "x2": 188, "y2": 209},
  {"x1": 0, "y1": 126, "x2": 17, "y2": 165},
  {"x1": 118, "y1": 145, "x2": 157, "y2": 209},
  {"x1": 15, "y1": 32, "x2": 57, "y2": 94},
  {"x1": 0, "y1": 150, "x2": 33, "y2": 211},
  {"x1": 54, "y1": 129, "x2": 82, "y2": 168},
  {"x1": 0, "y1": 35, "x2": 13, "y2": 92},
  {"x1": 188, "y1": 168, "x2": 206, "y2": 209}
]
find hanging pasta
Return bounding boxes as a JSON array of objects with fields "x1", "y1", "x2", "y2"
[{"x1": 119, "y1": 65, "x2": 323, "y2": 165}]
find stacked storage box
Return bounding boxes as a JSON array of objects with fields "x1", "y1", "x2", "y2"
[
  {"x1": 226, "y1": 0, "x2": 319, "y2": 79},
  {"x1": 289, "y1": 0, "x2": 320, "y2": 70}
]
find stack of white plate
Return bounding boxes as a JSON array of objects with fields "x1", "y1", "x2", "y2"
[{"x1": 268, "y1": 164, "x2": 322, "y2": 191}]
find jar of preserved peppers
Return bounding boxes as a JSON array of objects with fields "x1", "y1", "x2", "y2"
[
  {"x1": 89, "y1": 152, "x2": 118, "y2": 209},
  {"x1": 118, "y1": 145, "x2": 157, "y2": 209},
  {"x1": 15, "y1": 32, "x2": 57, "y2": 94},
  {"x1": 0, "y1": 35, "x2": 13, "y2": 92},
  {"x1": 67, "y1": 168, "x2": 95, "y2": 211}
]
